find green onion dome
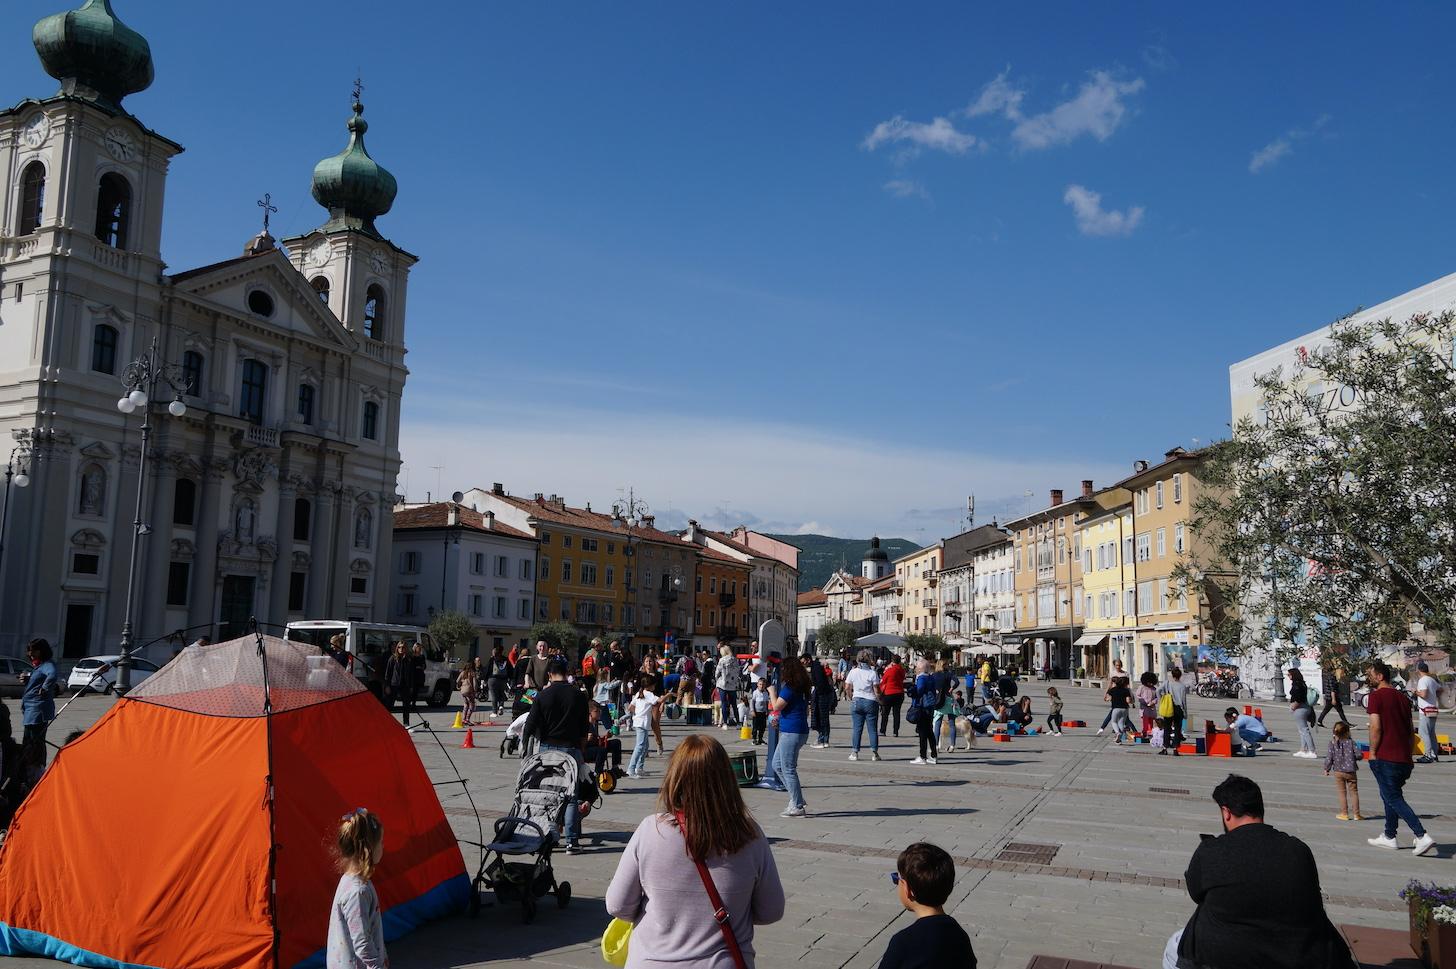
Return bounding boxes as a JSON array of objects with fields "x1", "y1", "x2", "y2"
[
  {"x1": 33, "y1": 0, "x2": 154, "y2": 108},
  {"x1": 310, "y1": 100, "x2": 397, "y2": 234}
]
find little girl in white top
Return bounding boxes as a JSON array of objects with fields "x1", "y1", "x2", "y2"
[{"x1": 327, "y1": 807, "x2": 388, "y2": 968}]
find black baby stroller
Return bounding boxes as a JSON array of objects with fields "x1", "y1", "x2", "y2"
[{"x1": 469, "y1": 748, "x2": 576, "y2": 922}]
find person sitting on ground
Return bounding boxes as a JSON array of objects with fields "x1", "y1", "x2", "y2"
[
  {"x1": 606, "y1": 734, "x2": 785, "y2": 967},
  {"x1": 1223, "y1": 707, "x2": 1269, "y2": 753},
  {"x1": 878, "y1": 841, "x2": 978, "y2": 969},
  {"x1": 586, "y1": 700, "x2": 623, "y2": 777},
  {"x1": 1163, "y1": 774, "x2": 1357, "y2": 969},
  {"x1": 1008, "y1": 695, "x2": 1034, "y2": 731}
]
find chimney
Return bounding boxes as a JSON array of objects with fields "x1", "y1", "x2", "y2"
[
  {"x1": 585, "y1": 501, "x2": 592, "y2": 512},
  {"x1": 533, "y1": 492, "x2": 544, "y2": 502},
  {"x1": 447, "y1": 506, "x2": 459, "y2": 527},
  {"x1": 484, "y1": 510, "x2": 495, "y2": 529},
  {"x1": 1049, "y1": 489, "x2": 1063, "y2": 507},
  {"x1": 643, "y1": 514, "x2": 655, "y2": 528},
  {"x1": 686, "y1": 519, "x2": 699, "y2": 543},
  {"x1": 1164, "y1": 446, "x2": 1187, "y2": 460},
  {"x1": 554, "y1": 496, "x2": 566, "y2": 511},
  {"x1": 492, "y1": 482, "x2": 504, "y2": 495},
  {"x1": 1081, "y1": 479, "x2": 1094, "y2": 498}
]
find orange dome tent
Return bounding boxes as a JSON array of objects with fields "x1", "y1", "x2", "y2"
[{"x1": 0, "y1": 635, "x2": 468, "y2": 968}]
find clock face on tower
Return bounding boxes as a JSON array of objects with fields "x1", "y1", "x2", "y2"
[
  {"x1": 307, "y1": 241, "x2": 331, "y2": 269},
  {"x1": 20, "y1": 114, "x2": 50, "y2": 149},
  {"x1": 103, "y1": 127, "x2": 136, "y2": 163},
  {"x1": 368, "y1": 249, "x2": 389, "y2": 275}
]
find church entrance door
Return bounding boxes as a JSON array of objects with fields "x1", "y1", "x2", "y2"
[{"x1": 219, "y1": 575, "x2": 256, "y2": 640}]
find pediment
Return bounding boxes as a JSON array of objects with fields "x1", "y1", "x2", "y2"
[
  {"x1": 169, "y1": 250, "x2": 358, "y2": 352},
  {"x1": 78, "y1": 441, "x2": 116, "y2": 460}
]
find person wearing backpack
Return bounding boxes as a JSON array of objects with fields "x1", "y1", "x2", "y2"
[
  {"x1": 1287, "y1": 668, "x2": 1318, "y2": 758},
  {"x1": 910, "y1": 659, "x2": 941, "y2": 765},
  {"x1": 580, "y1": 638, "x2": 601, "y2": 694},
  {"x1": 715, "y1": 643, "x2": 743, "y2": 728},
  {"x1": 1157, "y1": 668, "x2": 1190, "y2": 756}
]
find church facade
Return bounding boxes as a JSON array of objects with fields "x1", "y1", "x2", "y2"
[{"x1": 0, "y1": 2, "x2": 412, "y2": 659}]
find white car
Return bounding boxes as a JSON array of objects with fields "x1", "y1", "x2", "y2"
[{"x1": 66, "y1": 656, "x2": 160, "y2": 695}]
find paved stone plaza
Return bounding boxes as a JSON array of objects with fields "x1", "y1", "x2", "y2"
[{"x1": 14, "y1": 682, "x2": 1452, "y2": 968}]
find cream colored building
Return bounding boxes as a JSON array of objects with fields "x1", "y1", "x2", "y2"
[
  {"x1": 895, "y1": 542, "x2": 942, "y2": 637},
  {"x1": 1075, "y1": 499, "x2": 1135, "y2": 680}
]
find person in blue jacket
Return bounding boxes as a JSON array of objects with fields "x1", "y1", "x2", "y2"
[{"x1": 20, "y1": 638, "x2": 58, "y2": 759}]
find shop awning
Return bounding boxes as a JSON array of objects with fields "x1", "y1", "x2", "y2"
[{"x1": 1074, "y1": 633, "x2": 1108, "y2": 648}]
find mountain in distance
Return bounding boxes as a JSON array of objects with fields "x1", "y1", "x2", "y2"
[{"x1": 768, "y1": 534, "x2": 922, "y2": 592}]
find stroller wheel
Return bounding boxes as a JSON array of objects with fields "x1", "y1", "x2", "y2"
[
  {"x1": 557, "y1": 881, "x2": 572, "y2": 909},
  {"x1": 521, "y1": 894, "x2": 537, "y2": 924}
]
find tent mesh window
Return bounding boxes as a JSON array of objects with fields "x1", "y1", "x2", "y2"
[{"x1": 128, "y1": 636, "x2": 365, "y2": 716}]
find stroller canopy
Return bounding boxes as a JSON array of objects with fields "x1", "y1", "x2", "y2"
[{"x1": 0, "y1": 636, "x2": 468, "y2": 968}]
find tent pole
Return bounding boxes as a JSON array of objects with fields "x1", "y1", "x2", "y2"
[{"x1": 252, "y1": 616, "x2": 281, "y2": 969}]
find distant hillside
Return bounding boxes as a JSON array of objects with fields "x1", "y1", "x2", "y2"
[{"x1": 769, "y1": 534, "x2": 922, "y2": 592}]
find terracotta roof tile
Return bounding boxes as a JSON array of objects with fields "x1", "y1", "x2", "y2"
[
  {"x1": 797, "y1": 590, "x2": 827, "y2": 606},
  {"x1": 391, "y1": 502, "x2": 534, "y2": 541}
]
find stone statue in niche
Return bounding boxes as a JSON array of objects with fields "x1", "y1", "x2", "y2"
[
  {"x1": 354, "y1": 507, "x2": 371, "y2": 549},
  {"x1": 235, "y1": 498, "x2": 257, "y2": 543},
  {"x1": 79, "y1": 466, "x2": 105, "y2": 515}
]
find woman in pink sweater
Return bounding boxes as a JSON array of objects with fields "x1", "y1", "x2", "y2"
[{"x1": 606, "y1": 735, "x2": 785, "y2": 968}]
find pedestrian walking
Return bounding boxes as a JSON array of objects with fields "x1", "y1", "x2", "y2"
[
  {"x1": 808, "y1": 656, "x2": 835, "y2": 748},
  {"x1": 605, "y1": 734, "x2": 785, "y2": 969},
  {"x1": 1157, "y1": 668, "x2": 1190, "y2": 756},
  {"x1": 1316, "y1": 664, "x2": 1350, "y2": 728},
  {"x1": 406, "y1": 642, "x2": 427, "y2": 719},
  {"x1": 486, "y1": 644, "x2": 512, "y2": 716},
  {"x1": 716, "y1": 643, "x2": 742, "y2": 728},
  {"x1": 456, "y1": 658, "x2": 479, "y2": 725},
  {"x1": 879, "y1": 654, "x2": 906, "y2": 737},
  {"x1": 1287, "y1": 667, "x2": 1318, "y2": 757},
  {"x1": 641, "y1": 650, "x2": 668, "y2": 755},
  {"x1": 1104, "y1": 677, "x2": 1135, "y2": 744},
  {"x1": 910, "y1": 659, "x2": 939, "y2": 765},
  {"x1": 1413, "y1": 661, "x2": 1442, "y2": 764},
  {"x1": 522, "y1": 659, "x2": 591, "y2": 853},
  {"x1": 876, "y1": 842, "x2": 978, "y2": 969},
  {"x1": 326, "y1": 808, "x2": 387, "y2": 969},
  {"x1": 1323, "y1": 721, "x2": 1363, "y2": 821},
  {"x1": 1135, "y1": 671, "x2": 1158, "y2": 738},
  {"x1": 1096, "y1": 660, "x2": 1130, "y2": 734},
  {"x1": 932, "y1": 666, "x2": 962, "y2": 752},
  {"x1": 845, "y1": 650, "x2": 881, "y2": 761},
  {"x1": 1364, "y1": 660, "x2": 1436, "y2": 856},
  {"x1": 626, "y1": 679, "x2": 662, "y2": 779},
  {"x1": 1046, "y1": 686, "x2": 1064, "y2": 736},
  {"x1": 18, "y1": 639, "x2": 57, "y2": 764},
  {"x1": 524, "y1": 641, "x2": 551, "y2": 692},
  {"x1": 383, "y1": 642, "x2": 408, "y2": 720},
  {"x1": 771, "y1": 655, "x2": 812, "y2": 817},
  {"x1": 977, "y1": 656, "x2": 994, "y2": 704}
]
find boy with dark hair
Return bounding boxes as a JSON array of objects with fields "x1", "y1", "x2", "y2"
[{"x1": 878, "y1": 842, "x2": 977, "y2": 969}]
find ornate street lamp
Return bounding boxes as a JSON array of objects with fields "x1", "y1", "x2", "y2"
[
  {"x1": 113, "y1": 336, "x2": 189, "y2": 694},
  {"x1": 0, "y1": 446, "x2": 32, "y2": 589},
  {"x1": 611, "y1": 488, "x2": 650, "y2": 656}
]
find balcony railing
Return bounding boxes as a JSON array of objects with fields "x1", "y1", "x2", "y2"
[
  {"x1": 244, "y1": 424, "x2": 279, "y2": 448},
  {"x1": 921, "y1": 597, "x2": 936, "y2": 608},
  {"x1": 718, "y1": 593, "x2": 736, "y2": 608}
]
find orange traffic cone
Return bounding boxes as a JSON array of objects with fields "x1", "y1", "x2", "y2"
[{"x1": 461, "y1": 728, "x2": 476, "y2": 749}]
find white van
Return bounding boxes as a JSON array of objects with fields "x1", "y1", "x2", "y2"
[{"x1": 284, "y1": 620, "x2": 458, "y2": 707}]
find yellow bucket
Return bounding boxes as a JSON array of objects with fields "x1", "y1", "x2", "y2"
[
  {"x1": 739, "y1": 723, "x2": 752, "y2": 741},
  {"x1": 601, "y1": 917, "x2": 632, "y2": 966}
]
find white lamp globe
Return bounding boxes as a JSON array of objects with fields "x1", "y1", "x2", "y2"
[
  {"x1": 14, "y1": 472, "x2": 29, "y2": 488},
  {"x1": 168, "y1": 399, "x2": 186, "y2": 418},
  {"x1": 127, "y1": 389, "x2": 148, "y2": 408},
  {"x1": 117, "y1": 397, "x2": 136, "y2": 414}
]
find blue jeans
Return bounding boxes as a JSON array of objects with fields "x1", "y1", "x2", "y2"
[
  {"x1": 935, "y1": 711, "x2": 957, "y2": 747},
  {"x1": 850, "y1": 697, "x2": 879, "y2": 753},
  {"x1": 1236, "y1": 727, "x2": 1267, "y2": 747},
  {"x1": 538, "y1": 743, "x2": 583, "y2": 844},
  {"x1": 1369, "y1": 759, "x2": 1426, "y2": 839},
  {"x1": 720, "y1": 689, "x2": 738, "y2": 725},
  {"x1": 627, "y1": 727, "x2": 650, "y2": 776},
  {"x1": 774, "y1": 730, "x2": 808, "y2": 810},
  {"x1": 762, "y1": 720, "x2": 784, "y2": 789}
]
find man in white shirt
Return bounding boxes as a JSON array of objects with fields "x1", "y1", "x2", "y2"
[
  {"x1": 844, "y1": 651, "x2": 882, "y2": 762},
  {"x1": 1414, "y1": 661, "x2": 1442, "y2": 765}
]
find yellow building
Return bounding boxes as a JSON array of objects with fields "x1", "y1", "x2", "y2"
[
  {"x1": 1007, "y1": 482, "x2": 1107, "y2": 676},
  {"x1": 894, "y1": 543, "x2": 942, "y2": 639},
  {"x1": 1074, "y1": 499, "x2": 1135, "y2": 681}
]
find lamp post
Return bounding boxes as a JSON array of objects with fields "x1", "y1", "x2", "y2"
[
  {"x1": 611, "y1": 488, "x2": 650, "y2": 657},
  {"x1": 114, "y1": 336, "x2": 189, "y2": 695},
  {"x1": 0, "y1": 446, "x2": 32, "y2": 586},
  {"x1": 440, "y1": 504, "x2": 461, "y2": 611}
]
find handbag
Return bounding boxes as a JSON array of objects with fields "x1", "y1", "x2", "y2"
[
  {"x1": 676, "y1": 811, "x2": 750, "y2": 969},
  {"x1": 600, "y1": 917, "x2": 632, "y2": 966},
  {"x1": 905, "y1": 702, "x2": 922, "y2": 724}
]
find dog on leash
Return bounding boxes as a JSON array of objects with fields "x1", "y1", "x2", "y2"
[{"x1": 938, "y1": 716, "x2": 977, "y2": 752}]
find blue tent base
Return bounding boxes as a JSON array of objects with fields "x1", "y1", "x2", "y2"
[{"x1": 0, "y1": 873, "x2": 469, "y2": 969}]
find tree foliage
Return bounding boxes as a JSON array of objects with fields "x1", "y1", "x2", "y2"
[
  {"x1": 904, "y1": 633, "x2": 949, "y2": 660},
  {"x1": 528, "y1": 620, "x2": 582, "y2": 654},
  {"x1": 427, "y1": 610, "x2": 477, "y2": 656},
  {"x1": 1185, "y1": 310, "x2": 1456, "y2": 667},
  {"x1": 813, "y1": 620, "x2": 860, "y2": 656}
]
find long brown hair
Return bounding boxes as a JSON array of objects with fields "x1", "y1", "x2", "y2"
[
  {"x1": 779, "y1": 654, "x2": 811, "y2": 693},
  {"x1": 336, "y1": 808, "x2": 383, "y2": 881},
  {"x1": 658, "y1": 735, "x2": 757, "y2": 861}
]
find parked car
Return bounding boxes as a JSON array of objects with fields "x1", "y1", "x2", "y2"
[
  {"x1": 0, "y1": 656, "x2": 29, "y2": 697},
  {"x1": 65, "y1": 656, "x2": 160, "y2": 695},
  {"x1": 284, "y1": 620, "x2": 459, "y2": 707}
]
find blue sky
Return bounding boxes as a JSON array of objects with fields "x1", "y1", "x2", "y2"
[{"x1": 7, "y1": 2, "x2": 1456, "y2": 540}]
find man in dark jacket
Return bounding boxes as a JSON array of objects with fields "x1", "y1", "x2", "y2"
[
  {"x1": 522, "y1": 659, "x2": 590, "y2": 852},
  {"x1": 1165, "y1": 774, "x2": 1356, "y2": 969}
]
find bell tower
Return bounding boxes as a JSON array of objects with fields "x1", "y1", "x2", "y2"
[{"x1": 284, "y1": 86, "x2": 416, "y2": 349}]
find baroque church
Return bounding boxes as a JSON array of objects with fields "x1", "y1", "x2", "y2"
[{"x1": 0, "y1": 1, "x2": 413, "y2": 659}]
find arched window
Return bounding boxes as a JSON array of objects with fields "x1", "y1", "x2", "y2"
[
  {"x1": 172, "y1": 478, "x2": 197, "y2": 526},
  {"x1": 362, "y1": 285, "x2": 384, "y2": 340},
  {"x1": 361, "y1": 400, "x2": 379, "y2": 440},
  {"x1": 18, "y1": 162, "x2": 45, "y2": 236},
  {"x1": 182, "y1": 350, "x2": 204, "y2": 396},
  {"x1": 78, "y1": 464, "x2": 106, "y2": 516},
  {"x1": 239, "y1": 359, "x2": 267, "y2": 424},
  {"x1": 91, "y1": 324, "x2": 118, "y2": 374},
  {"x1": 94, "y1": 173, "x2": 131, "y2": 248},
  {"x1": 311, "y1": 276, "x2": 330, "y2": 304},
  {"x1": 296, "y1": 383, "x2": 315, "y2": 425},
  {"x1": 293, "y1": 497, "x2": 311, "y2": 541}
]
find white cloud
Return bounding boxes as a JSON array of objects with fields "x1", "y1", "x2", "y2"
[
  {"x1": 966, "y1": 70, "x2": 1024, "y2": 119},
  {"x1": 862, "y1": 115, "x2": 977, "y2": 155},
  {"x1": 1249, "y1": 115, "x2": 1332, "y2": 173},
  {"x1": 1063, "y1": 184, "x2": 1144, "y2": 237},
  {"x1": 399, "y1": 399, "x2": 1123, "y2": 539},
  {"x1": 883, "y1": 178, "x2": 929, "y2": 200},
  {"x1": 1010, "y1": 71, "x2": 1145, "y2": 150}
]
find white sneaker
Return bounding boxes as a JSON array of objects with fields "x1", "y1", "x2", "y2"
[
  {"x1": 870, "y1": 751, "x2": 881, "y2": 761},
  {"x1": 911, "y1": 757, "x2": 925, "y2": 765},
  {"x1": 1414, "y1": 833, "x2": 1437, "y2": 856},
  {"x1": 927, "y1": 758, "x2": 938, "y2": 765},
  {"x1": 847, "y1": 752, "x2": 858, "y2": 761},
  {"x1": 1367, "y1": 834, "x2": 1399, "y2": 849},
  {"x1": 1096, "y1": 728, "x2": 1105, "y2": 735}
]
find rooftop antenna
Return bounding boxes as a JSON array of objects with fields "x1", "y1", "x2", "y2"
[
  {"x1": 431, "y1": 464, "x2": 444, "y2": 501},
  {"x1": 967, "y1": 494, "x2": 975, "y2": 530}
]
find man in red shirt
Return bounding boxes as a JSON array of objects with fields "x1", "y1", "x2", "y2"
[
  {"x1": 879, "y1": 654, "x2": 907, "y2": 738},
  {"x1": 1365, "y1": 660, "x2": 1436, "y2": 856}
]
